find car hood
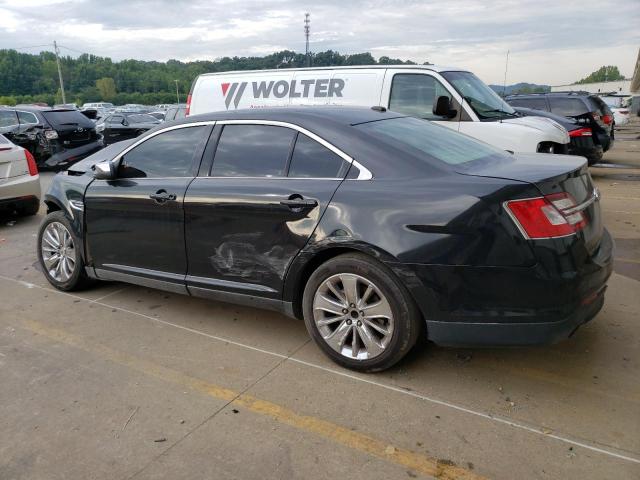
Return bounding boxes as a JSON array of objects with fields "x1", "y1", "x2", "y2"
[
  {"x1": 68, "y1": 139, "x2": 135, "y2": 173},
  {"x1": 502, "y1": 115, "x2": 569, "y2": 144}
]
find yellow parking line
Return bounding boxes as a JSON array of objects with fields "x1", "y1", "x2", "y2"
[
  {"x1": 615, "y1": 257, "x2": 640, "y2": 265},
  {"x1": 21, "y1": 318, "x2": 485, "y2": 480}
]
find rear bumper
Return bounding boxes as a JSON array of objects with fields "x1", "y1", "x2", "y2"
[
  {"x1": 425, "y1": 286, "x2": 606, "y2": 346},
  {"x1": 44, "y1": 140, "x2": 103, "y2": 169},
  {"x1": 0, "y1": 173, "x2": 41, "y2": 204},
  {"x1": 398, "y1": 229, "x2": 614, "y2": 346}
]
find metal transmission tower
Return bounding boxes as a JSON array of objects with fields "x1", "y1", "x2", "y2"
[
  {"x1": 304, "y1": 13, "x2": 311, "y2": 67},
  {"x1": 53, "y1": 41, "x2": 67, "y2": 104}
]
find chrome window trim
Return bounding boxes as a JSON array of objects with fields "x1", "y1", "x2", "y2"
[{"x1": 215, "y1": 119, "x2": 373, "y2": 180}]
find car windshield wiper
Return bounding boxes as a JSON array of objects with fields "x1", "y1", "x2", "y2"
[
  {"x1": 480, "y1": 109, "x2": 518, "y2": 117},
  {"x1": 59, "y1": 122, "x2": 79, "y2": 126}
]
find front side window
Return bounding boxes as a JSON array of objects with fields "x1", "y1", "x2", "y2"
[
  {"x1": 355, "y1": 116, "x2": 508, "y2": 166},
  {"x1": 441, "y1": 71, "x2": 517, "y2": 120},
  {"x1": 390, "y1": 74, "x2": 453, "y2": 120},
  {"x1": 288, "y1": 134, "x2": 348, "y2": 178},
  {"x1": 118, "y1": 126, "x2": 208, "y2": 178},
  {"x1": 108, "y1": 115, "x2": 124, "y2": 124},
  {"x1": 212, "y1": 125, "x2": 295, "y2": 177},
  {"x1": 548, "y1": 97, "x2": 588, "y2": 116},
  {"x1": 127, "y1": 114, "x2": 159, "y2": 124},
  {"x1": 17, "y1": 111, "x2": 39, "y2": 125},
  {"x1": 0, "y1": 110, "x2": 19, "y2": 128}
]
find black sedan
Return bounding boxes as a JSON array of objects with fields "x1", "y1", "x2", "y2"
[
  {"x1": 37, "y1": 107, "x2": 612, "y2": 371},
  {"x1": 0, "y1": 106, "x2": 102, "y2": 169},
  {"x1": 96, "y1": 112, "x2": 161, "y2": 146},
  {"x1": 515, "y1": 107, "x2": 603, "y2": 165}
]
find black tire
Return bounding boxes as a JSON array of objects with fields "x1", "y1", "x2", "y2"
[
  {"x1": 37, "y1": 211, "x2": 94, "y2": 291},
  {"x1": 18, "y1": 198, "x2": 40, "y2": 216},
  {"x1": 302, "y1": 253, "x2": 422, "y2": 372},
  {"x1": 586, "y1": 148, "x2": 603, "y2": 166}
]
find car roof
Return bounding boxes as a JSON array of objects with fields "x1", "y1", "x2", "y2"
[
  {"x1": 175, "y1": 106, "x2": 405, "y2": 128},
  {"x1": 197, "y1": 64, "x2": 465, "y2": 78}
]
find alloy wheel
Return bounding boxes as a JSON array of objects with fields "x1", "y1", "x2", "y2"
[
  {"x1": 313, "y1": 273, "x2": 394, "y2": 360},
  {"x1": 41, "y1": 222, "x2": 76, "y2": 283}
]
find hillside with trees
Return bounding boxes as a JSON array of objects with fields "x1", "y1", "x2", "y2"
[
  {"x1": 0, "y1": 49, "x2": 416, "y2": 106},
  {"x1": 576, "y1": 66, "x2": 625, "y2": 84}
]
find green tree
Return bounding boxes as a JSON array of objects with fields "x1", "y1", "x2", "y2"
[
  {"x1": 95, "y1": 77, "x2": 117, "y2": 100},
  {"x1": 577, "y1": 66, "x2": 625, "y2": 84}
]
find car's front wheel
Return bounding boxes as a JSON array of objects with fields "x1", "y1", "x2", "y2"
[
  {"x1": 37, "y1": 211, "x2": 92, "y2": 291},
  {"x1": 302, "y1": 253, "x2": 422, "y2": 372}
]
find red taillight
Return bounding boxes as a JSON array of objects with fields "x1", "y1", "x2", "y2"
[
  {"x1": 25, "y1": 150, "x2": 38, "y2": 176},
  {"x1": 601, "y1": 114, "x2": 613, "y2": 125},
  {"x1": 185, "y1": 94, "x2": 192, "y2": 116},
  {"x1": 505, "y1": 193, "x2": 586, "y2": 239},
  {"x1": 569, "y1": 127, "x2": 592, "y2": 137}
]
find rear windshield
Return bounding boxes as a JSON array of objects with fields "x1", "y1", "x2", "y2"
[
  {"x1": 41, "y1": 110, "x2": 94, "y2": 129},
  {"x1": 127, "y1": 114, "x2": 160, "y2": 123},
  {"x1": 588, "y1": 96, "x2": 612, "y2": 115},
  {"x1": 355, "y1": 116, "x2": 509, "y2": 166}
]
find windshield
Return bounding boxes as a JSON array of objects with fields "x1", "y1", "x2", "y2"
[
  {"x1": 441, "y1": 71, "x2": 516, "y2": 120},
  {"x1": 355, "y1": 116, "x2": 509, "y2": 166},
  {"x1": 127, "y1": 114, "x2": 159, "y2": 123}
]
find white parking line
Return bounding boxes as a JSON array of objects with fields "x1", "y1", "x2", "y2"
[{"x1": 1, "y1": 273, "x2": 639, "y2": 465}]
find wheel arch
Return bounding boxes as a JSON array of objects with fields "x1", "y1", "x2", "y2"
[{"x1": 284, "y1": 242, "x2": 428, "y2": 324}]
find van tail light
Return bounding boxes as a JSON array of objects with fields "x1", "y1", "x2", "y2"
[
  {"x1": 601, "y1": 114, "x2": 613, "y2": 125},
  {"x1": 569, "y1": 127, "x2": 592, "y2": 137},
  {"x1": 185, "y1": 94, "x2": 192, "y2": 116},
  {"x1": 25, "y1": 150, "x2": 38, "y2": 176},
  {"x1": 505, "y1": 193, "x2": 587, "y2": 239}
]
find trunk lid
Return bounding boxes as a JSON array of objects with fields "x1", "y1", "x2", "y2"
[{"x1": 459, "y1": 152, "x2": 603, "y2": 253}]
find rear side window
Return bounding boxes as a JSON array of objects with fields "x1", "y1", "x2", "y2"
[
  {"x1": 288, "y1": 134, "x2": 347, "y2": 178},
  {"x1": 212, "y1": 125, "x2": 295, "y2": 177},
  {"x1": 0, "y1": 110, "x2": 18, "y2": 128},
  {"x1": 507, "y1": 97, "x2": 548, "y2": 111},
  {"x1": 17, "y1": 111, "x2": 39, "y2": 125},
  {"x1": 548, "y1": 97, "x2": 588, "y2": 116},
  {"x1": 389, "y1": 74, "x2": 453, "y2": 120},
  {"x1": 119, "y1": 126, "x2": 208, "y2": 178},
  {"x1": 355, "y1": 116, "x2": 508, "y2": 166}
]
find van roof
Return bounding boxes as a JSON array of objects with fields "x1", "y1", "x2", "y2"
[{"x1": 196, "y1": 64, "x2": 466, "y2": 77}]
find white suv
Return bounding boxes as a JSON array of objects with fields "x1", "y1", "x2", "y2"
[{"x1": 0, "y1": 134, "x2": 41, "y2": 216}]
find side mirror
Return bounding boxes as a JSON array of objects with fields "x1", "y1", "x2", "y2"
[
  {"x1": 93, "y1": 160, "x2": 116, "y2": 180},
  {"x1": 433, "y1": 96, "x2": 457, "y2": 119},
  {"x1": 121, "y1": 119, "x2": 128, "y2": 126}
]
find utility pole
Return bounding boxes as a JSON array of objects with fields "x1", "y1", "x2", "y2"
[
  {"x1": 304, "y1": 13, "x2": 311, "y2": 67},
  {"x1": 174, "y1": 80, "x2": 180, "y2": 103},
  {"x1": 53, "y1": 41, "x2": 66, "y2": 104}
]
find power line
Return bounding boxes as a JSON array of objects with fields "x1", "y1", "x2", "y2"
[{"x1": 12, "y1": 44, "x2": 53, "y2": 51}]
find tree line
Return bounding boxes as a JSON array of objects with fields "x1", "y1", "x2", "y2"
[{"x1": 0, "y1": 49, "x2": 418, "y2": 106}]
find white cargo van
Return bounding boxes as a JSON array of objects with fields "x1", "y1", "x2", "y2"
[{"x1": 187, "y1": 65, "x2": 569, "y2": 154}]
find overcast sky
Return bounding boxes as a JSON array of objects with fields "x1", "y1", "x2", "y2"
[{"x1": 0, "y1": 0, "x2": 638, "y2": 85}]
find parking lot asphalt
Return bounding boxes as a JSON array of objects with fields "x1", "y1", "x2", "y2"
[{"x1": 1, "y1": 121, "x2": 639, "y2": 480}]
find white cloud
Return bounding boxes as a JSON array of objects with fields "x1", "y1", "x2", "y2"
[{"x1": 0, "y1": 0, "x2": 638, "y2": 84}]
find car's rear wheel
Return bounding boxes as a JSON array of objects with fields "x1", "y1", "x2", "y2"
[
  {"x1": 302, "y1": 253, "x2": 421, "y2": 372},
  {"x1": 37, "y1": 211, "x2": 93, "y2": 291}
]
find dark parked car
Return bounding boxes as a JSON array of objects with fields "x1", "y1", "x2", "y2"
[
  {"x1": 38, "y1": 107, "x2": 612, "y2": 372},
  {"x1": 505, "y1": 92, "x2": 614, "y2": 162},
  {"x1": 164, "y1": 104, "x2": 187, "y2": 121},
  {"x1": 514, "y1": 107, "x2": 603, "y2": 165},
  {"x1": 0, "y1": 106, "x2": 102, "y2": 169},
  {"x1": 96, "y1": 112, "x2": 161, "y2": 146}
]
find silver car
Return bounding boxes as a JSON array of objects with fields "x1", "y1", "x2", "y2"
[{"x1": 0, "y1": 134, "x2": 41, "y2": 216}]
